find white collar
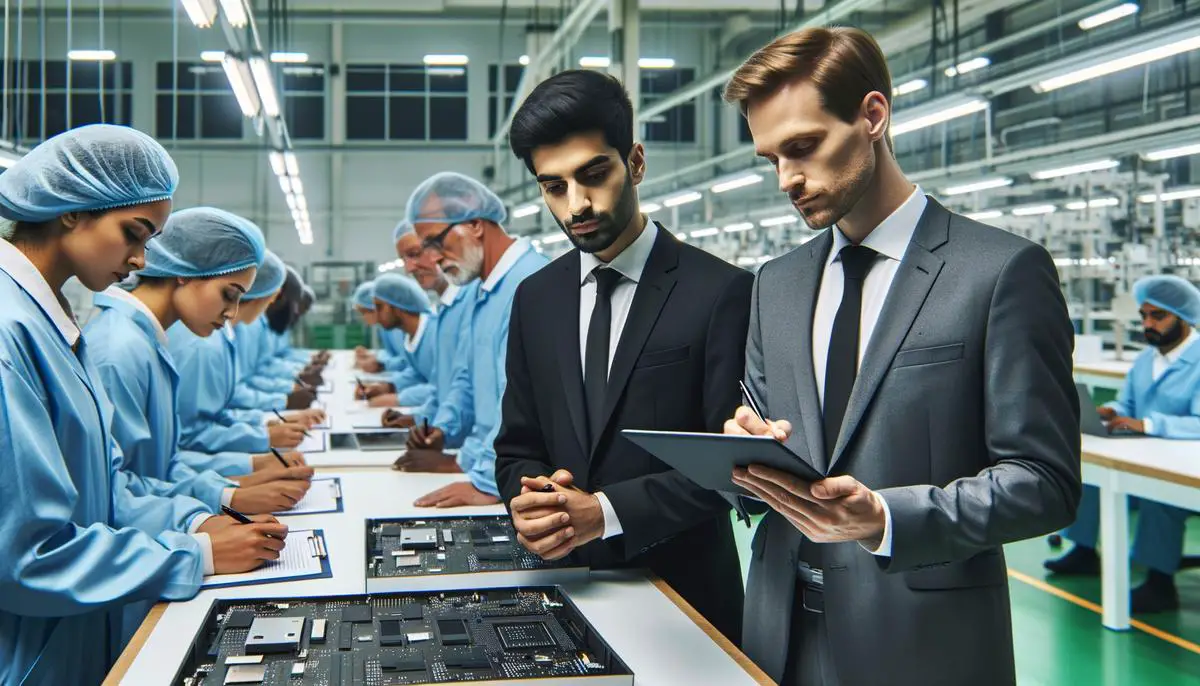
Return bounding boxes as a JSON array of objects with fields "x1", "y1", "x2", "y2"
[
  {"x1": 102, "y1": 286, "x2": 168, "y2": 345},
  {"x1": 0, "y1": 238, "x2": 82, "y2": 345},
  {"x1": 405, "y1": 313, "x2": 430, "y2": 353},
  {"x1": 829, "y1": 186, "x2": 927, "y2": 266},
  {"x1": 438, "y1": 283, "x2": 460, "y2": 307},
  {"x1": 481, "y1": 237, "x2": 533, "y2": 293},
  {"x1": 1157, "y1": 328, "x2": 1200, "y2": 365},
  {"x1": 579, "y1": 218, "x2": 658, "y2": 286}
]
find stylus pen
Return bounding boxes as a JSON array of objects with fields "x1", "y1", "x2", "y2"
[{"x1": 739, "y1": 379, "x2": 767, "y2": 423}]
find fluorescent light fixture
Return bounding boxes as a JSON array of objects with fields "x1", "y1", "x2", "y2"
[
  {"x1": 180, "y1": 0, "x2": 219, "y2": 28},
  {"x1": 512, "y1": 204, "x2": 540, "y2": 218},
  {"x1": 711, "y1": 174, "x2": 763, "y2": 194},
  {"x1": 756, "y1": 255, "x2": 773, "y2": 263},
  {"x1": 518, "y1": 55, "x2": 530, "y2": 66},
  {"x1": 942, "y1": 177, "x2": 1013, "y2": 195},
  {"x1": 200, "y1": 50, "x2": 225, "y2": 63},
  {"x1": 296, "y1": 195, "x2": 308, "y2": 213},
  {"x1": 1079, "y1": 3, "x2": 1139, "y2": 30},
  {"x1": 1035, "y1": 32, "x2": 1200, "y2": 92},
  {"x1": 1030, "y1": 159, "x2": 1119, "y2": 179},
  {"x1": 217, "y1": 0, "x2": 247, "y2": 27},
  {"x1": 286, "y1": 194, "x2": 298, "y2": 212},
  {"x1": 723, "y1": 222, "x2": 755, "y2": 233},
  {"x1": 290, "y1": 177, "x2": 304, "y2": 195},
  {"x1": 892, "y1": 98, "x2": 988, "y2": 136},
  {"x1": 690, "y1": 227, "x2": 720, "y2": 238},
  {"x1": 736, "y1": 256, "x2": 758, "y2": 266},
  {"x1": 579, "y1": 56, "x2": 611, "y2": 68},
  {"x1": 542, "y1": 233, "x2": 569, "y2": 244},
  {"x1": 1143, "y1": 142, "x2": 1200, "y2": 161},
  {"x1": 640, "y1": 202, "x2": 662, "y2": 213},
  {"x1": 760, "y1": 215, "x2": 799, "y2": 227},
  {"x1": 945, "y1": 56, "x2": 990, "y2": 77},
  {"x1": 1065, "y1": 197, "x2": 1120, "y2": 210},
  {"x1": 663, "y1": 191, "x2": 702, "y2": 207},
  {"x1": 278, "y1": 176, "x2": 291, "y2": 194},
  {"x1": 639, "y1": 58, "x2": 676, "y2": 69},
  {"x1": 269, "y1": 151, "x2": 286, "y2": 176},
  {"x1": 675, "y1": 232, "x2": 689, "y2": 241},
  {"x1": 1138, "y1": 187, "x2": 1200, "y2": 203},
  {"x1": 1011, "y1": 204, "x2": 1057, "y2": 216},
  {"x1": 249, "y1": 57, "x2": 280, "y2": 117},
  {"x1": 221, "y1": 54, "x2": 260, "y2": 116},
  {"x1": 965, "y1": 210, "x2": 1004, "y2": 220},
  {"x1": 426, "y1": 67, "x2": 465, "y2": 77},
  {"x1": 893, "y1": 78, "x2": 928, "y2": 96},
  {"x1": 270, "y1": 52, "x2": 309, "y2": 64},
  {"x1": 284, "y1": 152, "x2": 299, "y2": 177},
  {"x1": 67, "y1": 50, "x2": 116, "y2": 61},
  {"x1": 423, "y1": 54, "x2": 469, "y2": 66}
]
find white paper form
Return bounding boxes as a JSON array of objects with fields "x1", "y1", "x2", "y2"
[
  {"x1": 276, "y1": 477, "x2": 341, "y2": 516},
  {"x1": 200, "y1": 529, "x2": 328, "y2": 588},
  {"x1": 296, "y1": 430, "x2": 329, "y2": 453}
]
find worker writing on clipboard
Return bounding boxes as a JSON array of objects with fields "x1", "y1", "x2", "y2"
[{"x1": 721, "y1": 27, "x2": 1081, "y2": 686}]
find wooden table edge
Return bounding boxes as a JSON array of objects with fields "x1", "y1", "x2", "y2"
[
  {"x1": 1082, "y1": 450, "x2": 1200, "y2": 489},
  {"x1": 103, "y1": 601, "x2": 168, "y2": 685},
  {"x1": 1074, "y1": 366, "x2": 1127, "y2": 380}
]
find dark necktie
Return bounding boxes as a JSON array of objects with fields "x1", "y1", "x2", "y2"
[
  {"x1": 584, "y1": 267, "x2": 623, "y2": 449},
  {"x1": 822, "y1": 244, "x2": 878, "y2": 466}
]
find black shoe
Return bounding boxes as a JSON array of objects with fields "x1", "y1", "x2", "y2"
[
  {"x1": 1044, "y1": 546, "x2": 1100, "y2": 575},
  {"x1": 1131, "y1": 579, "x2": 1179, "y2": 613}
]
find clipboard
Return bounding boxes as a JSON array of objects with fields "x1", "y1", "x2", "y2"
[
  {"x1": 274, "y1": 477, "x2": 343, "y2": 517},
  {"x1": 201, "y1": 528, "x2": 332, "y2": 589},
  {"x1": 620, "y1": 429, "x2": 824, "y2": 495}
]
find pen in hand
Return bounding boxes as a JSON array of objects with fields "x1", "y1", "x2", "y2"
[
  {"x1": 738, "y1": 380, "x2": 766, "y2": 423},
  {"x1": 270, "y1": 447, "x2": 291, "y2": 469},
  {"x1": 221, "y1": 505, "x2": 281, "y2": 539},
  {"x1": 272, "y1": 409, "x2": 288, "y2": 424}
]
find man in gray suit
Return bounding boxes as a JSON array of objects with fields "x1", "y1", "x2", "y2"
[{"x1": 721, "y1": 27, "x2": 1081, "y2": 685}]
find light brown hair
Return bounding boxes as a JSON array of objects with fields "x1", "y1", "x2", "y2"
[{"x1": 724, "y1": 26, "x2": 893, "y2": 147}]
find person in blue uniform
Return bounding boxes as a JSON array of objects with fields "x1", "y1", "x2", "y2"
[
  {"x1": 397, "y1": 172, "x2": 549, "y2": 505},
  {"x1": 357, "y1": 272, "x2": 437, "y2": 410},
  {"x1": 237, "y1": 266, "x2": 310, "y2": 398},
  {"x1": 1047, "y1": 274, "x2": 1200, "y2": 612},
  {"x1": 85, "y1": 206, "x2": 314, "y2": 514},
  {"x1": 0, "y1": 124, "x2": 288, "y2": 685}
]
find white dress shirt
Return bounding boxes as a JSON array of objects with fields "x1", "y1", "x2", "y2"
[
  {"x1": 437, "y1": 283, "x2": 460, "y2": 311},
  {"x1": 577, "y1": 219, "x2": 660, "y2": 539},
  {"x1": 1140, "y1": 329, "x2": 1200, "y2": 435},
  {"x1": 404, "y1": 313, "x2": 430, "y2": 353},
  {"x1": 812, "y1": 186, "x2": 927, "y2": 558}
]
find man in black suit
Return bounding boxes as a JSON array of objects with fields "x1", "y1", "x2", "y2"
[{"x1": 494, "y1": 70, "x2": 752, "y2": 643}]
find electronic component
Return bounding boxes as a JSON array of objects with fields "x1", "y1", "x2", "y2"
[
  {"x1": 310, "y1": 618, "x2": 327, "y2": 644},
  {"x1": 380, "y1": 654, "x2": 426, "y2": 673},
  {"x1": 224, "y1": 610, "x2": 256, "y2": 630},
  {"x1": 291, "y1": 662, "x2": 305, "y2": 677},
  {"x1": 496, "y1": 621, "x2": 556, "y2": 650},
  {"x1": 244, "y1": 617, "x2": 304, "y2": 655},
  {"x1": 223, "y1": 664, "x2": 266, "y2": 684},
  {"x1": 406, "y1": 632, "x2": 432, "y2": 643},
  {"x1": 341, "y1": 605, "x2": 372, "y2": 623},
  {"x1": 399, "y1": 528, "x2": 438, "y2": 551},
  {"x1": 436, "y1": 618, "x2": 471, "y2": 646},
  {"x1": 379, "y1": 619, "x2": 405, "y2": 646},
  {"x1": 223, "y1": 655, "x2": 264, "y2": 666}
]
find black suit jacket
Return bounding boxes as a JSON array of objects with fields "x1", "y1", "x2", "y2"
[{"x1": 495, "y1": 226, "x2": 753, "y2": 644}]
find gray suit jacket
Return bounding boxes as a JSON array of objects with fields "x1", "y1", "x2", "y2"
[{"x1": 741, "y1": 198, "x2": 1081, "y2": 685}]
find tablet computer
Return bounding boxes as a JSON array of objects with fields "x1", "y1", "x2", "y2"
[
  {"x1": 353, "y1": 429, "x2": 410, "y2": 451},
  {"x1": 621, "y1": 429, "x2": 824, "y2": 495}
]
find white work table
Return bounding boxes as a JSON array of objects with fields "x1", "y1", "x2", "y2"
[
  {"x1": 1074, "y1": 353, "x2": 1134, "y2": 390},
  {"x1": 1081, "y1": 435, "x2": 1200, "y2": 630}
]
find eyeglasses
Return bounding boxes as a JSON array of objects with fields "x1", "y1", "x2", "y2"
[{"x1": 419, "y1": 223, "x2": 459, "y2": 252}]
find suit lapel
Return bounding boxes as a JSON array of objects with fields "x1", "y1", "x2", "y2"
[
  {"x1": 790, "y1": 233, "x2": 833, "y2": 473},
  {"x1": 828, "y1": 199, "x2": 949, "y2": 473},
  {"x1": 551, "y1": 251, "x2": 590, "y2": 459},
  {"x1": 592, "y1": 227, "x2": 678, "y2": 456}
]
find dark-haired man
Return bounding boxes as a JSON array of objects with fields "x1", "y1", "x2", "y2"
[{"x1": 494, "y1": 69, "x2": 752, "y2": 643}]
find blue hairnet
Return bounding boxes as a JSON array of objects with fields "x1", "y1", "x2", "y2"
[
  {"x1": 245, "y1": 250, "x2": 286, "y2": 301},
  {"x1": 392, "y1": 219, "x2": 413, "y2": 243},
  {"x1": 0, "y1": 124, "x2": 178, "y2": 223},
  {"x1": 351, "y1": 281, "x2": 376, "y2": 311},
  {"x1": 405, "y1": 172, "x2": 507, "y2": 227},
  {"x1": 1134, "y1": 275, "x2": 1200, "y2": 324},
  {"x1": 373, "y1": 273, "x2": 431, "y2": 314},
  {"x1": 138, "y1": 207, "x2": 265, "y2": 279}
]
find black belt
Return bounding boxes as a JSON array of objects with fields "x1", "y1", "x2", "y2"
[{"x1": 797, "y1": 560, "x2": 824, "y2": 614}]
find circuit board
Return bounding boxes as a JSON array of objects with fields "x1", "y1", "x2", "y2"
[
  {"x1": 365, "y1": 516, "x2": 589, "y2": 593},
  {"x1": 173, "y1": 587, "x2": 633, "y2": 685}
]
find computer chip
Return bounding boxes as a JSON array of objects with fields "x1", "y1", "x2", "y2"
[{"x1": 495, "y1": 621, "x2": 556, "y2": 650}]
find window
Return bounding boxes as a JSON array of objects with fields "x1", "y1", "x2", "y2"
[
  {"x1": 2, "y1": 60, "x2": 133, "y2": 144},
  {"x1": 641, "y1": 68, "x2": 696, "y2": 143},
  {"x1": 155, "y1": 61, "x2": 244, "y2": 139},
  {"x1": 281, "y1": 65, "x2": 326, "y2": 140},
  {"x1": 488, "y1": 64, "x2": 523, "y2": 138},
  {"x1": 345, "y1": 63, "x2": 468, "y2": 141},
  {"x1": 738, "y1": 115, "x2": 754, "y2": 144}
]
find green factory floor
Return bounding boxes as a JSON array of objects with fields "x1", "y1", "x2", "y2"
[{"x1": 729, "y1": 514, "x2": 1200, "y2": 685}]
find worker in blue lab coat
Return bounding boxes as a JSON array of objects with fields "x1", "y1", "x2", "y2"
[
  {"x1": 395, "y1": 172, "x2": 549, "y2": 505},
  {"x1": 352, "y1": 279, "x2": 387, "y2": 370},
  {"x1": 236, "y1": 266, "x2": 308, "y2": 397},
  {"x1": 256, "y1": 268, "x2": 328, "y2": 387},
  {"x1": 170, "y1": 250, "x2": 320, "y2": 457},
  {"x1": 1047, "y1": 274, "x2": 1200, "y2": 613},
  {"x1": 383, "y1": 219, "x2": 478, "y2": 449},
  {"x1": 356, "y1": 272, "x2": 438, "y2": 410},
  {"x1": 0, "y1": 125, "x2": 288, "y2": 685},
  {"x1": 265, "y1": 281, "x2": 324, "y2": 368}
]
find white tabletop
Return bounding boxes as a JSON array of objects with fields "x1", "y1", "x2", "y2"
[{"x1": 1081, "y1": 434, "x2": 1200, "y2": 487}]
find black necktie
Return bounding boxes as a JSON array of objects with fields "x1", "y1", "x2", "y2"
[
  {"x1": 585, "y1": 267, "x2": 623, "y2": 449},
  {"x1": 822, "y1": 245, "x2": 877, "y2": 466}
]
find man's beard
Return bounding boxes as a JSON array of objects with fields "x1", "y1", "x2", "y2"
[
  {"x1": 444, "y1": 239, "x2": 484, "y2": 286},
  {"x1": 555, "y1": 170, "x2": 638, "y2": 254},
  {"x1": 792, "y1": 149, "x2": 874, "y2": 231},
  {"x1": 1145, "y1": 320, "x2": 1185, "y2": 347}
]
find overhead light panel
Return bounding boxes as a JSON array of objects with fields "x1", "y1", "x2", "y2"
[
  {"x1": 945, "y1": 57, "x2": 990, "y2": 77},
  {"x1": 689, "y1": 227, "x2": 720, "y2": 238},
  {"x1": 638, "y1": 58, "x2": 676, "y2": 69},
  {"x1": 942, "y1": 177, "x2": 1013, "y2": 195},
  {"x1": 278, "y1": 175, "x2": 291, "y2": 194},
  {"x1": 640, "y1": 202, "x2": 662, "y2": 213},
  {"x1": 268, "y1": 151, "x2": 286, "y2": 176},
  {"x1": 710, "y1": 174, "x2": 763, "y2": 194},
  {"x1": 512, "y1": 204, "x2": 540, "y2": 218},
  {"x1": 760, "y1": 215, "x2": 799, "y2": 227},
  {"x1": 518, "y1": 55, "x2": 530, "y2": 66},
  {"x1": 579, "y1": 56, "x2": 611, "y2": 68},
  {"x1": 1031, "y1": 159, "x2": 1119, "y2": 179},
  {"x1": 180, "y1": 0, "x2": 219, "y2": 28},
  {"x1": 270, "y1": 52, "x2": 309, "y2": 64},
  {"x1": 284, "y1": 152, "x2": 299, "y2": 176},
  {"x1": 1035, "y1": 32, "x2": 1200, "y2": 92},
  {"x1": 893, "y1": 78, "x2": 928, "y2": 96},
  {"x1": 1142, "y1": 142, "x2": 1200, "y2": 161},
  {"x1": 200, "y1": 50, "x2": 226, "y2": 63},
  {"x1": 1138, "y1": 187, "x2": 1200, "y2": 203},
  {"x1": 965, "y1": 210, "x2": 1003, "y2": 220},
  {"x1": 291, "y1": 177, "x2": 304, "y2": 195},
  {"x1": 221, "y1": 54, "x2": 260, "y2": 116},
  {"x1": 662, "y1": 191, "x2": 702, "y2": 207},
  {"x1": 892, "y1": 98, "x2": 988, "y2": 136},
  {"x1": 1011, "y1": 204, "x2": 1057, "y2": 216},
  {"x1": 249, "y1": 57, "x2": 280, "y2": 117},
  {"x1": 218, "y1": 0, "x2": 248, "y2": 27},
  {"x1": 723, "y1": 222, "x2": 755, "y2": 233},
  {"x1": 423, "y1": 54, "x2": 469, "y2": 66},
  {"x1": 67, "y1": 50, "x2": 116, "y2": 61},
  {"x1": 675, "y1": 232, "x2": 689, "y2": 241},
  {"x1": 1065, "y1": 197, "x2": 1120, "y2": 210},
  {"x1": 1079, "y1": 3, "x2": 1139, "y2": 30}
]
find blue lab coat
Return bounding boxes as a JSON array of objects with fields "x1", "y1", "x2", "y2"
[
  {"x1": 447, "y1": 240, "x2": 548, "y2": 496},
  {"x1": 379, "y1": 326, "x2": 411, "y2": 372},
  {"x1": 420, "y1": 283, "x2": 478, "y2": 448},
  {"x1": 169, "y1": 322, "x2": 270, "y2": 458},
  {"x1": 232, "y1": 319, "x2": 292, "y2": 404},
  {"x1": 389, "y1": 314, "x2": 438, "y2": 408},
  {"x1": 0, "y1": 249, "x2": 206, "y2": 685},
  {"x1": 1105, "y1": 339, "x2": 1200, "y2": 438},
  {"x1": 85, "y1": 290, "x2": 237, "y2": 511}
]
